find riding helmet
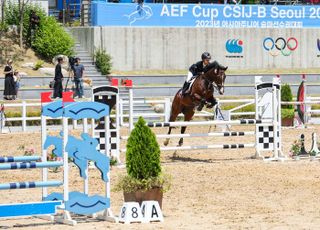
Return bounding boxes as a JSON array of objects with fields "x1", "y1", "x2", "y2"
[{"x1": 201, "y1": 52, "x2": 211, "y2": 60}]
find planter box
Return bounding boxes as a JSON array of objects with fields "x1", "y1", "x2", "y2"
[
  {"x1": 124, "y1": 188, "x2": 163, "y2": 209},
  {"x1": 282, "y1": 117, "x2": 293, "y2": 127}
]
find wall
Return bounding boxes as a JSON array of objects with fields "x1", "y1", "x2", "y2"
[{"x1": 69, "y1": 27, "x2": 320, "y2": 71}]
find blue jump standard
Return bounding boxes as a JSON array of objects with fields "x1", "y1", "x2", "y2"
[
  {"x1": 0, "y1": 201, "x2": 62, "y2": 218},
  {"x1": 0, "y1": 181, "x2": 63, "y2": 190},
  {"x1": 0, "y1": 156, "x2": 41, "y2": 163},
  {"x1": 0, "y1": 161, "x2": 63, "y2": 170}
]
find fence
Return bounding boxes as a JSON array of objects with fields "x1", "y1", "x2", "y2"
[{"x1": 1, "y1": 96, "x2": 320, "y2": 132}]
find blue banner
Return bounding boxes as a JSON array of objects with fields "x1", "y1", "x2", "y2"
[{"x1": 91, "y1": 3, "x2": 320, "y2": 28}]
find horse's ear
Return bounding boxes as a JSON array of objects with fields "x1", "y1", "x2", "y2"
[{"x1": 223, "y1": 66, "x2": 228, "y2": 71}]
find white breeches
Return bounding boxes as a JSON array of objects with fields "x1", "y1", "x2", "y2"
[{"x1": 186, "y1": 71, "x2": 193, "y2": 82}]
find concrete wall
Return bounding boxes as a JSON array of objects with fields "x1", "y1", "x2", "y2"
[{"x1": 69, "y1": 27, "x2": 320, "y2": 71}]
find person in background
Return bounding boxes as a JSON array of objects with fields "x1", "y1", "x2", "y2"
[
  {"x1": 72, "y1": 58, "x2": 85, "y2": 98},
  {"x1": 13, "y1": 71, "x2": 21, "y2": 99},
  {"x1": 29, "y1": 10, "x2": 40, "y2": 46},
  {"x1": 3, "y1": 59, "x2": 16, "y2": 100},
  {"x1": 53, "y1": 57, "x2": 64, "y2": 98}
]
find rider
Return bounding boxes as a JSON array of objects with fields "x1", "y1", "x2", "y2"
[{"x1": 181, "y1": 52, "x2": 211, "y2": 95}]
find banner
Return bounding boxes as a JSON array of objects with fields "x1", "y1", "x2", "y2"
[{"x1": 91, "y1": 3, "x2": 320, "y2": 28}]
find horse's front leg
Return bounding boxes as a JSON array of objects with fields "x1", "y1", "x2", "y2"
[
  {"x1": 197, "y1": 99, "x2": 206, "y2": 111},
  {"x1": 178, "y1": 108, "x2": 195, "y2": 146},
  {"x1": 206, "y1": 95, "x2": 218, "y2": 109},
  {"x1": 192, "y1": 93, "x2": 206, "y2": 111}
]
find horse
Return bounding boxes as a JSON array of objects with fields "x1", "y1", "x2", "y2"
[
  {"x1": 124, "y1": 4, "x2": 153, "y2": 26},
  {"x1": 164, "y1": 61, "x2": 228, "y2": 147}
]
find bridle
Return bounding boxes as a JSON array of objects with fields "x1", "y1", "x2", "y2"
[{"x1": 203, "y1": 68, "x2": 225, "y2": 92}]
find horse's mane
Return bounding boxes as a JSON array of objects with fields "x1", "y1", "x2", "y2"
[
  {"x1": 204, "y1": 61, "x2": 218, "y2": 73},
  {"x1": 203, "y1": 61, "x2": 227, "y2": 73}
]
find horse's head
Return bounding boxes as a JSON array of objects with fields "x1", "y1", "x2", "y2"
[{"x1": 204, "y1": 62, "x2": 228, "y2": 95}]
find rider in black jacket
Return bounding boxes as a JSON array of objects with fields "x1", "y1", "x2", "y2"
[{"x1": 181, "y1": 52, "x2": 211, "y2": 95}]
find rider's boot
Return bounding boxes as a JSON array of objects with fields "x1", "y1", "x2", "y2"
[{"x1": 181, "y1": 81, "x2": 190, "y2": 95}]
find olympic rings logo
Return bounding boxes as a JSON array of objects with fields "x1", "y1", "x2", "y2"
[{"x1": 263, "y1": 37, "x2": 298, "y2": 56}]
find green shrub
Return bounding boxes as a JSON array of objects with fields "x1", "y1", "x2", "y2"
[
  {"x1": 281, "y1": 108, "x2": 295, "y2": 119},
  {"x1": 114, "y1": 117, "x2": 171, "y2": 193},
  {"x1": 33, "y1": 60, "x2": 44, "y2": 70},
  {"x1": 126, "y1": 117, "x2": 161, "y2": 180},
  {"x1": 114, "y1": 173, "x2": 171, "y2": 193},
  {"x1": 281, "y1": 84, "x2": 293, "y2": 109},
  {"x1": 4, "y1": 2, "x2": 73, "y2": 59},
  {"x1": 4, "y1": 2, "x2": 46, "y2": 45},
  {"x1": 33, "y1": 16, "x2": 74, "y2": 60},
  {"x1": 0, "y1": 21, "x2": 8, "y2": 33},
  {"x1": 94, "y1": 49, "x2": 112, "y2": 75}
]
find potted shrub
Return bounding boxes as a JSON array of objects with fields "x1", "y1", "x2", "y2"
[
  {"x1": 114, "y1": 117, "x2": 171, "y2": 208},
  {"x1": 289, "y1": 139, "x2": 301, "y2": 160},
  {"x1": 281, "y1": 84, "x2": 294, "y2": 127}
]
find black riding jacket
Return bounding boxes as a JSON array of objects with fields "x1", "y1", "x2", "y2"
[{"x1": 189, "y1": 61, "x2": 206, "y2": 76}]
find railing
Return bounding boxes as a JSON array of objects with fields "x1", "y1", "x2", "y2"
[{"x1": 1, "y1": 96, "x2": 320, "y2": 132}]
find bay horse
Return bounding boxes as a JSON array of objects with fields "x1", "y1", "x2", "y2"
[{"x1": 164, "y1": 61, "x2": 228, "y2": 147}]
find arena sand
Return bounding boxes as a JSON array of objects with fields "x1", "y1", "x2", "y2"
[{"x1": 0, "y1": 125, "x2": 320, "y2": 229}]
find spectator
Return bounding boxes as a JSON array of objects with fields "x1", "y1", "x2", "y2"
[
  {"x1": 29, "y1": 10, "x2": 40, "y2": 46},
  {"x1": 72, "y1": 58, "x2": 85, "y2": 98},
  {"x1": 53, "y1": 57, "x2": 64, "y2": 98},
  {"x1": 13, "y1": 71, "x2": 21, "y2": 99},
  {"x1": 3, "y1": 59, "x2": 16, "y2": 100}
]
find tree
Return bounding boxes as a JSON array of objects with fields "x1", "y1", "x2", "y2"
[
  {"x1": 18, "y1": 0, "x2": 29, "y2": 48},
  {"x1": 126, "y1": 117, "x2": 161, "y2": 180},
  {"x1": 1, "y1": 0, "x2": 6, "y2": 23}
]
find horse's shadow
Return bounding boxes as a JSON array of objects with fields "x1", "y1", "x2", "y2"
[{"x1": 166, "y1": 153, "x2": 254, "y2": 163}]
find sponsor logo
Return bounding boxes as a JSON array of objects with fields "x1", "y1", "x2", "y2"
[
  {"x1": 263, "y1": 37, "x2": 298, "y2": 56},
  {"x1": 225, "y1": 39, "x2": 243, "y2": 58},
  {"x1": 124, "y1": 3, "x2": 153, "y2": 26}
]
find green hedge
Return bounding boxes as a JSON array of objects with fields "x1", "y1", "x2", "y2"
[
  {"x1": 33, "y1": 16, "x2": 74, "y2": 60},
  {"x1": 126, "y1": 117, "x2": 161, "y2": 180},
  {"x1": 281, "y1": 108, "x2": 295, "y2": 119},
  {"x1": 281, "y1": 84, "x2": 293, "y2": 109},
  {"x1": 4, "y1": 2, "x2": 74, "y2": 60},
  {"x1": 94, "y1": 49, "x2": 112, "y2": 75},
  {"x1": 4, "y1": 2, "x2": 46, "y2": 46}
]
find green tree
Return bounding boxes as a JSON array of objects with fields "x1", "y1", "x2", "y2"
[
  {"x1": 4, "y1": 1, "x2": 45, "y2": 47},
  {"x1": 281, "y1": 84, "x2": 293, "y2": 109},
  {"x1": 33, "y1": 16, "x2": 74, "y2": 60},
  {"x1": 126, "y1": 117, "x2": 161, "y2": 180},
  {"x1": 94, "y1": 49, "x2": 112, "y2": 75}
]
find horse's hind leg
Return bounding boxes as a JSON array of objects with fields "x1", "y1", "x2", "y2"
[
  {"x1": 164, "y1": 126, "x2": 173, "y2": 146},
  {"x1": 164, "y1": 103, "x2": 180, "y2": 146},
  {"x1": 178, "y1": 107, "x2": 195, "y2": 146}
]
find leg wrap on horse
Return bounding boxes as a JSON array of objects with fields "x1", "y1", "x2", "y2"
[{"x1": 206, "y1": 97, "x2": 218, "y2": 108}]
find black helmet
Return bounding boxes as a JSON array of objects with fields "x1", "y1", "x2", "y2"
[{"x1": 201, "y1": 52, "x2": 211, "y2": 60}]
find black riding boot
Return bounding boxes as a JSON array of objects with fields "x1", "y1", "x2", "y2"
[{"x1": 181, "y1": 81, "x2": 190, "y2": 95}]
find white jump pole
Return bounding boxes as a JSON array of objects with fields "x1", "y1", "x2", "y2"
[
  {"x1": 272, "y1": 78, "x2": 279, "y2": 159},
  {"x1": 115, "y1": 92, "x2": 121, "y2": 163},
  {"x1": 129, "y1": 88, "x2": 134, "y2": 132},
  {"x1": 164, "y1": 98, "x2": 171, "y2": 122}
]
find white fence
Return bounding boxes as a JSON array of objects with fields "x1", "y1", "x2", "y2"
[{"x1": 1, "y1": 96, "x2": 320, "y2": 132}]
